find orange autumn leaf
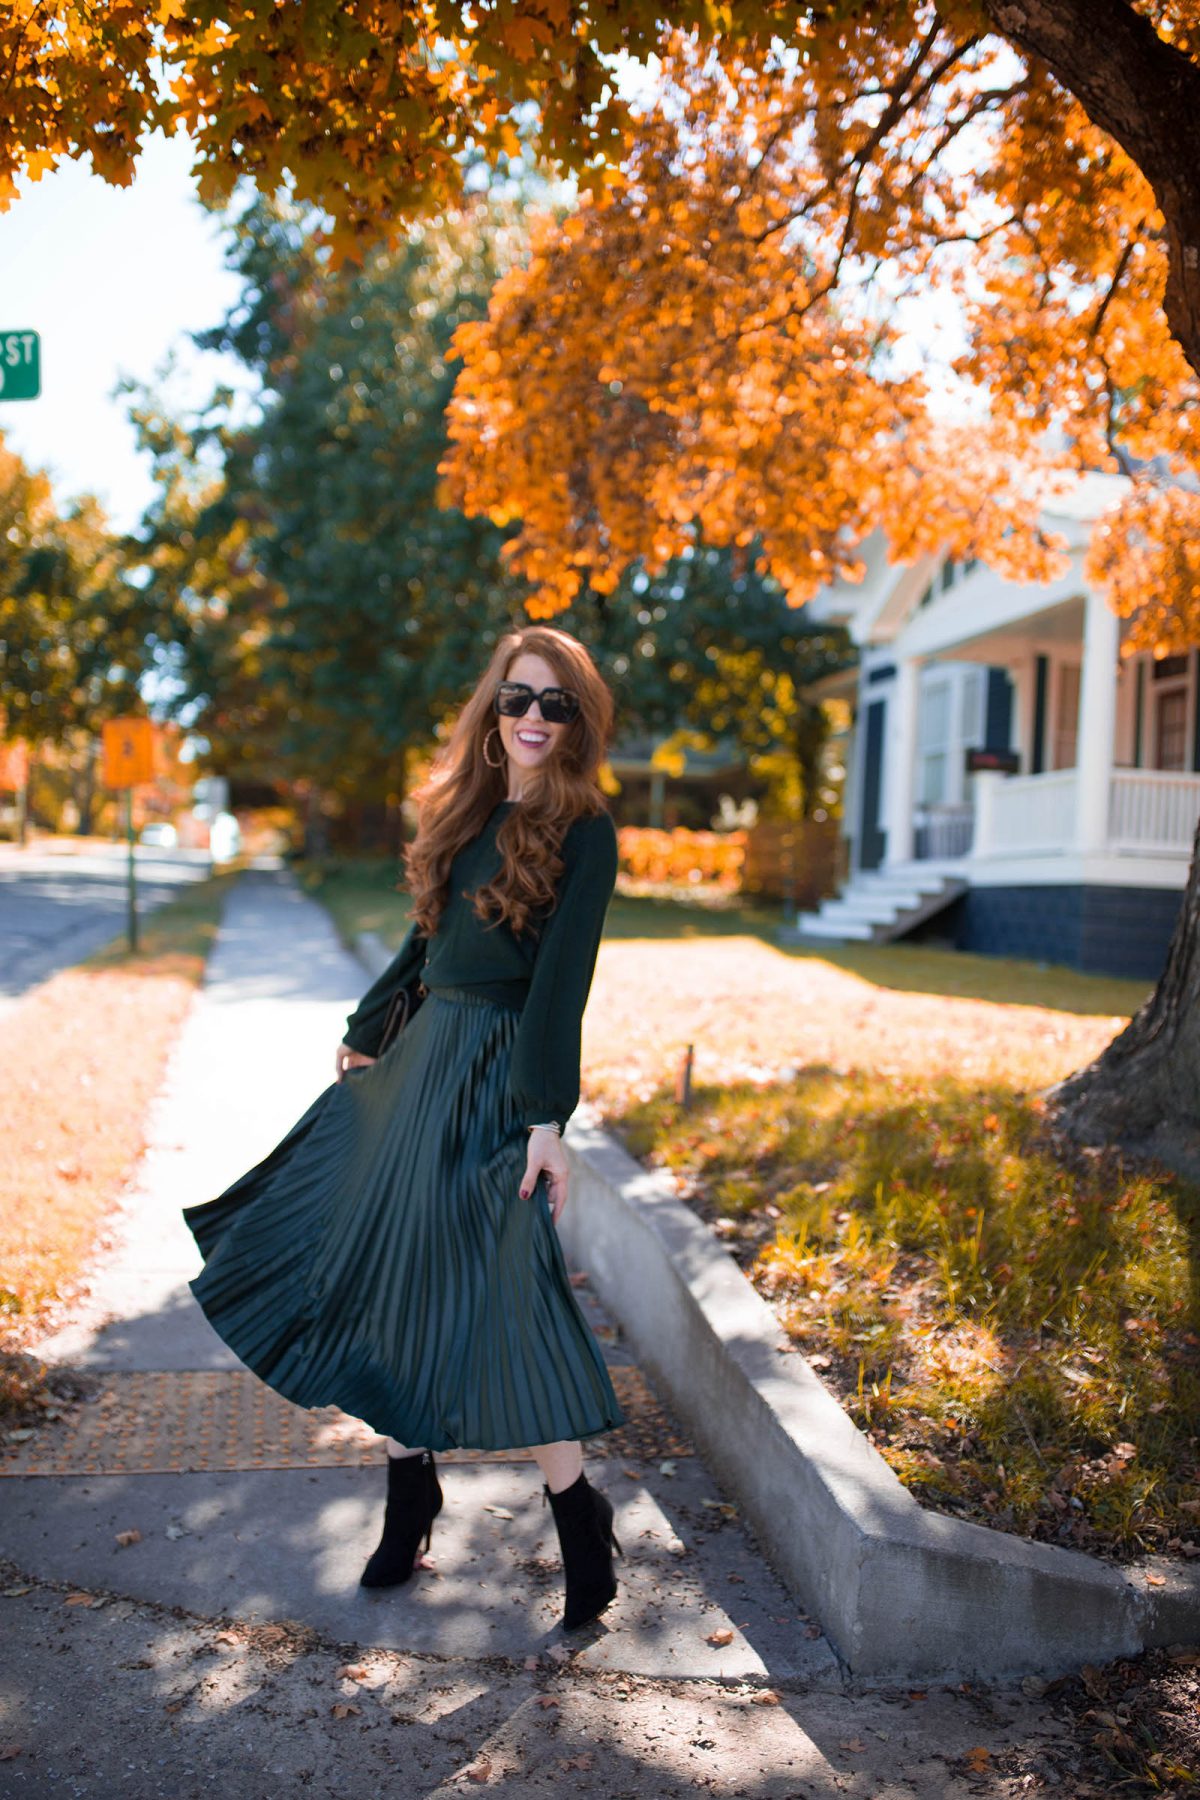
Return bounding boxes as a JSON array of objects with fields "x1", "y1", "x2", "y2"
[{"x1": 438, "y1": 21, "x2": 1199, "y2": 642}]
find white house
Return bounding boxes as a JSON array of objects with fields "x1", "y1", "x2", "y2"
[{"x1": 797, "y1": 472, "x2": 1199, "y2": 980}]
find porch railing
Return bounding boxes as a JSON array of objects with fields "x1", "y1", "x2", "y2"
[
  {"x1": 979, "y1": 769, "x2": 1077, "y2": 855},
  {"x1": 913, "y1": 803, "x2": 975, "y2": 860},
  {"x1": 1109, "y1": 769, "x2": 1200, "y2": 853}
]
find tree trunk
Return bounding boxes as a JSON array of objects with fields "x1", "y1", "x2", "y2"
[
  {"x1": 982, "y1": 0, "x2": 1200, "y2": 378},
  {"x1": 973, "y1": 2, "x2": 1200, "y2": 1158},
  {"x1": 1046, "y1": 817, "x2": 1200, "y2": 1166},
  {"x1": 75, "y1": 735, "x2": 98, "y2": 835}
]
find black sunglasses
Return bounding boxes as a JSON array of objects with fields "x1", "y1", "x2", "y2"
[{"x1": 493, "y1": 680, "x2": 581, "y2": 725}]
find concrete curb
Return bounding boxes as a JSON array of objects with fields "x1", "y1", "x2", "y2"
[
  {"x1": 556, "y1": 1103, "x2": 1200, "y2": 1684},
  {"x1": 353, "y1": 931, "x2": 1200, "y2": 1681}
]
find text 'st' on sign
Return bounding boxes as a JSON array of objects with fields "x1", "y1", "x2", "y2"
[
  {"x1": 0, "y1": 332, "x2": 40, "y2": 401},
  {"x1": 102, "y1": 717, "x2": 157, "y2": 789}
]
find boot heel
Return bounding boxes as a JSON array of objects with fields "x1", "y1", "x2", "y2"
[
  {"x1": 360, "y1": 1449, "x2": 443, "y2": 1590},
  {"x1": 545, "y1": 1472, "x2": 621, "y2": 1632}
]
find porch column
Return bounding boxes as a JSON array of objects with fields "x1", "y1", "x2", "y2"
[
  {"x1": 884, "y1": 656, "x2": 919, "y2": 865},
  {"x1": 1076, "y1": 587, "x2": 1120, "y2": 854}
]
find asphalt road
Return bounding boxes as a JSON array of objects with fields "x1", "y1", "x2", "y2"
[{"x1": 0, "y1": 839, "x2": 215, "y2": 1004}]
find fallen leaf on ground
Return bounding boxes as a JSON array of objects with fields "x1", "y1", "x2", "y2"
[
  {"x1": 1145, "y1": 1571, "x2": 1167, "y2": 1586},
  {"x1": 331, "y1": 1703, "x2": 361, "y2": 1719},
  {"x1": 2, "y1": 1587, "x2": 32, "y2": 1598},
  {"x1": 484, "y1": 1505, "x2": 514, "y2": 1520},
  {"x1": 64, "y1": 1592, "x2": 93, "y2": 1606},
  {"x1": 0, "y1": 1746, "x2": 22, "y2": 1760},
  {"x1": 523, "y1": 1654, "x2": 539, "y2": 1671},
  {"x1": 335, "y1": 1664, "x2": 369, "y2": 1682},
  {"x1": 465, "y1": 1754, "x2": 493, "y2": 1783},
  {"x1": 706, "y1": 1628, "x2": 734, "y2": 1646},
  {"x1": 965, "y1": 1747, "x2": 991, "y2": 1772},
  {"x1": 839, "y1": 1738, "x2": 866, "y2": 1753},
  {"x1": 115, "y1": 1528, "x2": 141, "y2": 1547},
  {"x1": 536, "y1": 1696, "x2": 559, "y2": 1710},
  {"x1": 750, "y1": 1690, "x2": 781, "y2": 1706}
]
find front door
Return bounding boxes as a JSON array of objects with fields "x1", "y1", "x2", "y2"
[{"x1": 859, "y1": 699, "x2": 887, "y2": 871}]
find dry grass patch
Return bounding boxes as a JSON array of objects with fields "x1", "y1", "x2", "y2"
[
  {"x1": 0, "y1": 873, "x2": 234, "y2": 1415},
  {"x1": 579, "y1": 936, "x2": 1131, "y2": 1104}
]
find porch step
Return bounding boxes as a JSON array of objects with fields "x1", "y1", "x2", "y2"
[{"x1": 781, "y1": 864, "x2": 968, "y2": 948}]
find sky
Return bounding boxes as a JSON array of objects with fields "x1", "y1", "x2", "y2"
[{"x1": 0, "y1": 131, "x2": 253, "y2": 533}]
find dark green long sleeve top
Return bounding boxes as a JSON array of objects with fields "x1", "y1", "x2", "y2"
[{"x1": 342, "y1": 800, "x2": 618, "y2": 1128}]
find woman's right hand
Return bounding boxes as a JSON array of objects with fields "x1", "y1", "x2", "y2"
[{"x1": 336, "y1": 1041, "x2": 377, "y2": 1082}]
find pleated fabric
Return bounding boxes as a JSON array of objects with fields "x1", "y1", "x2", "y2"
[{"x1": 181, "y1": 986, "x2": 626, "y2": 1452}]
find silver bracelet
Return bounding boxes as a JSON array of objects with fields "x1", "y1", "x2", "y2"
[{"x1": 526, "y1": 1121, "x2": 562, "y2": 1135}]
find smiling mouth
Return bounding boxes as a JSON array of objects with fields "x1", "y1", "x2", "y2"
[{"x1": 516, "y1": 730, "x2": 549, "y2": 746}]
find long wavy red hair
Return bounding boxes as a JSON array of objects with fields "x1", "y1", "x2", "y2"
[{"x1": 402, "y1": 626, "x2": 615, "y2": 941}]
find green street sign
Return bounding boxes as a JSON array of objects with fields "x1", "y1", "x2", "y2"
[{"x1": 0, "y1": 332, "x2": 40, "y2": 401}]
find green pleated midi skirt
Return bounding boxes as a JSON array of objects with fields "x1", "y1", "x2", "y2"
[{"x1": 181, "y1": 985, "x2": 626, "y2": 1452}]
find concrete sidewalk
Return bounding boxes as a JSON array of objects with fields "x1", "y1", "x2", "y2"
[{"x1": 0, "y1": 864, "x2": 1073, "y2": 1796}]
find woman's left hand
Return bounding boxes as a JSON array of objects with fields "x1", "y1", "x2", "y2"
[{"x1": 520, "y1": 1128, "x2": 569, "y2": 1225}]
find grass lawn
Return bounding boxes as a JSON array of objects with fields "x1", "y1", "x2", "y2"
[
  {"x1": 618, "y1": 1075, "x2": 1200, "y2": 1565},
  {"x1": 305, "y1": 856, "x2": 1196, "y2": 1562},
  {"x1": 0, "y1": 869, "x2": 237, "y2": 1417},
  {"x1": 299, "y1": 856, "x2": 1151, "y2": 1018}
]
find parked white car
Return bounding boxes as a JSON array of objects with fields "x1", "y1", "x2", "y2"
[{"x1": 139, "y1": 822, "x2": 178, "y2": 848}]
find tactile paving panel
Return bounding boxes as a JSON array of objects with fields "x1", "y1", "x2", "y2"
[{"x1": 0, "y1": 1366, "x2": 691, "y2": 1477}]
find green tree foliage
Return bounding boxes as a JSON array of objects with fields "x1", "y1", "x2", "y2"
[
  {"x1": 129, "y1": 197, "x2": 537, "y2": 814},
  {"x1": 133, "y1": 194, "x2": 847, "y2": 826},
  {"x1": 0, "y1": 436, "x2": 147, "y2": 743},
  {"x1": 551, "y1": 547, "x2": 851, "y2": 815}
]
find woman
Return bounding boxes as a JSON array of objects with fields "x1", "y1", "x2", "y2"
[{"x1": 182, "y1": 624, "x2": 625, "y2": 1634}]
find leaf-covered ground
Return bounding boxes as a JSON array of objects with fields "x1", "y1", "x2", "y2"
[{"x1": 0, "y1": 873, "x2": 233, "y2": 1416}]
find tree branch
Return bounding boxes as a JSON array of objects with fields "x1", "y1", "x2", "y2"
[{"x1": 980, "y1": 0, "x2": 1200, "y2": 378}]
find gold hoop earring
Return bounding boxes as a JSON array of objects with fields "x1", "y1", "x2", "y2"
[{"x1": 482, "y1": 725, "x2": 505, "y2": 769}]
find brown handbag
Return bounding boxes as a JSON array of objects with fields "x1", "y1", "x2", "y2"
[{"x1": 378, "y1": 978, "x2": 427, "y2": 1055}]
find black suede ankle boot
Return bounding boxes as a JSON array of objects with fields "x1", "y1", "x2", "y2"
[
  {"x1": 544, "y1": 1471, "x2": 622, "y2": 1631},
  {"x1": 360, "y1": 1450, "x2": 443, "y2": 1589}
]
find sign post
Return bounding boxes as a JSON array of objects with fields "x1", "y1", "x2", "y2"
[
  {"x1": 0, "y1": 332, "x2": 41, "y2": 401},
  {"x1": 101, "y1": 718, "x2": 157, "y2": 951}
]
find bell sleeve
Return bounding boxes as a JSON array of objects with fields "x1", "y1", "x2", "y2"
[
  {"x1": 342, "y1": 917, "x2": 428, "y2": 1057},
  {"x1": 507, "y1": 810, "x2": 619, "y2": 1129}
]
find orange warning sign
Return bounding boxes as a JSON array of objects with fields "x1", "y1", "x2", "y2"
[
  {"x1": 102, "y1": 717, "x2": 157, "y2": 788},
  {"x1": 0, "y1": 739, "x2": 29, "y2": 790}
]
